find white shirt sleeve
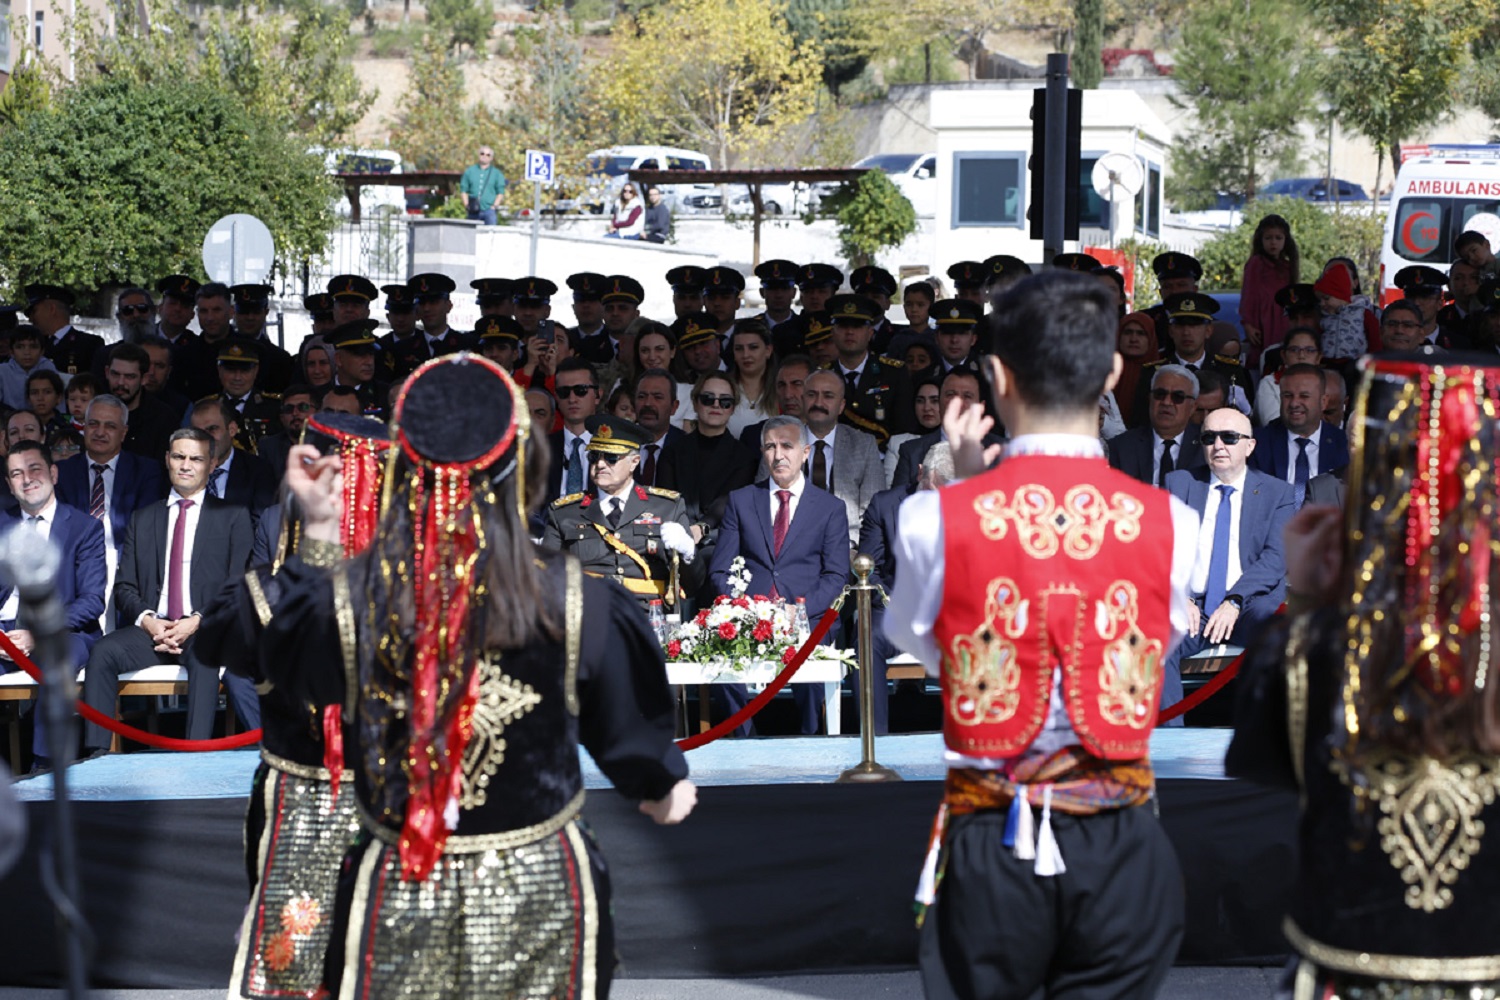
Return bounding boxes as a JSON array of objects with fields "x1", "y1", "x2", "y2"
[
  {"x1": 882, "y1": 490, "x2": 944, "y2": 675},
  {"x1": 1167, "y1": 494, "x2": 1200, "y2": 655}
]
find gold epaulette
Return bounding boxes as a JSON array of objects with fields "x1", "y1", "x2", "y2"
[
  {"x1": 260, "y1": 391, "x2": 283, "y2": 401},
  {"x1": 878, "y1": 355, "x2": 905, "y2": 369},
  {"x1": 552, "y1": 492, "x2": 586, "y2": 508},
  {"x1": 1214, "y1": 354, "x2": 1243, "y2": 367},
  {"x1": 646, "y1": 486, "x2": 680, "y2": 500}
]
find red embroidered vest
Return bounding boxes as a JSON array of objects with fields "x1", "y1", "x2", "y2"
[{"x1": 934, "y1": 455, "x2": 1173, "y2": 760}]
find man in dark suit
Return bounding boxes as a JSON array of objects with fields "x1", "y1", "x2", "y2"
[
  {"x1": 1108, "y1": 364, "x2": 1208, "y2": 486},
  {"x1": 1251, "y1": 364, "x2": 1351, "y2": 506},
  {"x1": 545, "y1": 358, "x2": 602, "y2": 504},
  {"x1": 106, "y1": 342, "x2": 179, "y2": 462},
  {"x1": 631, "y1": 369, "x2": 685, "y2": 488},
  {"x1": 710, "y1": 415, "x2": 850, "y2": 735},
  {"x1": 188, "y1": 398, "x2": 278, "y2": 522},
  {"x1": 0, "y1": 441, "x2": 107, "y2": 769},
  {"x1": 23, "y1": 284, "x2": 105, "y2": 377},
  {"x1": 1163, "y1": 408, "x2": 1295, "y2": 718},
  {"x1": 856, "y1": 440, "x2": 954, "y2": 735},
  {"x1": 55, "y1": 393, "x2": 165, "y2": 555},
  {"x1": 81, "y1": 428, "x2": 257, "y2": 750}
]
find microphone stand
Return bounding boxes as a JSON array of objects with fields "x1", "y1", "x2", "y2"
[{"x1": 4, "y1": 528, "x2": 88, "y2": 998}]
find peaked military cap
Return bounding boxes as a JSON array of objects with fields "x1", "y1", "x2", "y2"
[
  {"x1": 1275, "y1": 283, "x2": 1319, "y2": 312},
  {"x1": 303, "y1": 292, "x2": 335, "y2": 316},
  {"x1": 407, "y1": 273, "x2": 458, "y2": 301},
  {"x1": 665, "y1": 265, "x2": 707, "y2": 293},
  {"x1": 470, "y1": 277, "x2": 514, "y2": 303},
  {"x1": 803, "y1": 311, "x2": 833, "y2": 345},
  {"x1": 585, "y1": 414, "x2": 650, "y2": 455},
  {"x1": 230, "y1": 283, "x2": 273, "y2": 311},
  {"x1": 476, "y1": 316, "x2": 524, "y2": 342},
  {"x1": 1052, "y1": 252, "x2": 1103, "y2": 273},
  {"x1": 566, "y1": 272, "x2": 608, "y2": 299},
  {"x1": 1394, "y1": 265, "x2": 1448, "y2": 294},
  {"x1": 155, "y1": 275, "x2": 202, "y2": 301},
  {"x1": 672, "y1": 313, "x2": 719, "y2": 350},
  {"x1": 932, "y1": 299, "x2": 983, "y2": 326},
  {"x1": 983, "y1": 255, "x2": 1032, "y2": 282},
  {"x1": 601, "y1": 275, "x2": 645, "y2": 304},
  {"x1": 1152, "y1": 252, "x2": 1203, "y2": 282},
  {"x1": 826, "y1": 294, "x2": 880, "y2": 325},
  {"x1": 798, "y1": 263, "x2": 844, "y2": 290},
  {"x1": 327, "y1": 275, "x2": 378, "y2": 301},
  {"x1": 1164, "y1": 292, "x2": 1220, "y2": 323},
  {"x1": 512, "y1": 276, "x2": 559, "y2": 301},
  {"x1": 946, "y1": 261, "x2": 986, "y2": 289},
  {"x1": 23, "y1": 284, "x2": 75, "y2": 310},
  {"x1": 327, "y1": 319, "x2": 381, "y2": 349},
  {"x1": 703, "y1": 267, "x2": 746, "y2": 294},
  {"x1": 216, "y1": 337, "x2": 261, "y2": 365},
  {"x1": 381, "y1": 283, "x2": 416, "y2": 310}
]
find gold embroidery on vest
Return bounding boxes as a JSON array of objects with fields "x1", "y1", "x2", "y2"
[
  {"x1": 1339, "y1": 752, "x2": 1500, "y2": 913},
  {"x1": 1094, "y1": 580, "x2": 1162, "y2": 730},
  {"x1": 459, "y1": 655, "x2": 543, "y2": 809},
  {"x1": 972, "y1": 484, "x2": 1144, "y2": 560},
  {"x1": 946, "y1": 577, "x2": 1028, "y2": 726}
]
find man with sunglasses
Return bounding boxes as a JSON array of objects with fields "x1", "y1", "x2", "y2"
[
  {"x1": 253, "y1": 383, "x2": 315, "y2": 482},
  {"x1": 542, "y1": 414, "x2": 696, "y2": 607},
  {"x1": 544, "y1": 358, "x2": 602, "y2": 503},
  {"x1": 1107, "y1": 363, "x2": 1207, "y2": 486},
  {"x1": 114, "y1": 288, "x2": 157, "y2": 345},
  {"x1": 460, "y1": 146, "x2": 506, "y2": 225},
  {"x1": 1162, "y1": 406, "x2": 1294, "y2": 717}
]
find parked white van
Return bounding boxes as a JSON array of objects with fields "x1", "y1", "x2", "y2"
[
  {"x1": 1381, "y1": 144, "x2": 1500, "y2": 304},
  {"x1": 575, "y1": 146, "x2": 712, "y2": 213},
  {"x1": 313, "y1": 147, "x2": 408, "y2": 220}
]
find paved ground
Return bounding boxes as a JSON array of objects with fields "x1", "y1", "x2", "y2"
[{"x1": 0, "y1": 966, "x2": 1286, "y2": 998}]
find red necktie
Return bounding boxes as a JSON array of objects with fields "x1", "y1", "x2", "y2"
[
  {"x1": 773, "y1": 489, "x2": 792, "y2": 556},
  {"x1": 166, "y1": 497, "x2": 194, "y2": 620},
  {"x1": 642, "y1": 444, "x2": 659, "y2": 485}
]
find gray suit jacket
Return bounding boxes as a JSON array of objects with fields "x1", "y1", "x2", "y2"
[
  {"x1": 1305, "y1": 472, "x2": 1345, "y2": 508},
  {"x1": 1165, "y1": 466, "x2": 1294, "y2": 613},
  {"x1": 1107, "y1": 423, "x2": 1207, "y2": 487}
]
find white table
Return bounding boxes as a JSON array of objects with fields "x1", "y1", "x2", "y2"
[{"x1": 666, "y1": 659, "x2": 848, "y2": 735}]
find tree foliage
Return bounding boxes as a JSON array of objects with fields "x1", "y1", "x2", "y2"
[
  {"x1": 1072, "y1": 0, "x2": 1103, "y2": 89},
  {"x1": 786, "y1": 0, "x2": 866, "y2": 97},
  {"x1": 845, "y1": 0, "x2": 1072, "y2": 79},
  {"x1": 1194, "y1": 198, "x2": 1385, "y2": 292},
  {"x1": 1316, "y1": 0, "x2": 1499, "y2": 176},
  {"x1": 821, "y1": 170, "x2": 918, "y2": 269},
  {"x1": 594, "y1": 0, "x2": 823, "y2": 167},
  {"x1": 0, "y1": 76, "x2": 336, "y2": 295},
  {"x1": 1166, "y1": 0, "x2": 1319, "y2": 210},
  {"x1": 426, "y1": 0, "x2": 494, "y2": 55}
]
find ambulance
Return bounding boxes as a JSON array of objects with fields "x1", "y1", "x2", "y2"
[{"x1": 1381, "y1": 144, "x2": 1500, "y2": 304}]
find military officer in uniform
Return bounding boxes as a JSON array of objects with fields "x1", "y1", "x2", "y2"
[
  {"x1": 665, "y1": 265, "x2": 707, "y2": 320},
  {"x1": 228, "y1": 283, "x2": 295, "y2": 393},
  {"x1": 542, "y1": 415, "x2": 698, "y2": 609},
  {"x1": 376, "y1": 282, "x2": 425, "y2": 380},
  {"x1": 803, "y1": 311, "x2": 838, "y2": 369},
  {"x1": 25, "y1": 284, "x2": 104, "y2": 377},
  {"x1": 1132, "y1": 292, "x2": 1252, "y2": 423},
  {"x1": 511, "y1": 276, "x2": 563, "y2": 340},
  {"x1": 946, "y1": 261, "x2": 987, "y2": 306},
  {"x1": 474, "y1": 315, "x2": 524, "y2": 371},
  {"x1": 1396, "y1": 264, "x2": 1469, "y2": 350},
  {"x1": 1147, "y1": 251, "x2": 1204, "y2": 344},
  {"x1": 325, "y1": 319, "x2": 392, "y2": 419},
  {"x1": 753, "y1": 259, "x2": 804, "y2": 356},
  {"x1": 326, "y1": 274, "x2": 378, "y2": 327},
  {"x1": 703, "y1": 267, "x2": 746, "y2": 338},
  {"x1": 797, "y1": 263, "x2": 843, "y2": 316},
  {"x1": 407, "y1": 272, "x2": 470, "y2": 358},
  {"x1": 567, "y1": 272, "x2": 613, "y2": 364},
  {"x1": 303, "y1": 292, "x2": 337, "y2": 339},
  {"x1": 1052, "y1": 252, "x2": 1103, "y2": 274},
  {"x1": 850, "y1": 265, "x2": 899, "y2": 356},
  {"x1": 209, "y1": 337, "x2": 282, "y2": 453},
  {"x1": 471, "y1": 277, "x2": 514, "y2": 319},
  {"x1": 154, "y1": 275, "x2": 213, "y2": 398},
  {"x1": 982, "y1": 254, "x2": 1031, "y2": 302},
  {"x1": 823, "y1": 292, "x2": 913, "y2": 449}
]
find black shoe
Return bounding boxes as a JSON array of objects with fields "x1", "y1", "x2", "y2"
[
  {"x1": 78, "y1": 747, "x2": 110, "y2": 763},
  {"x1": 27, "y1": 756, "x2": 52, "y2": 775}
]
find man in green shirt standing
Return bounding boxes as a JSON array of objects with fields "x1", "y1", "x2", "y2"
[{"x1": 460, "y1": 146, "x2": 507, "y2": 224}]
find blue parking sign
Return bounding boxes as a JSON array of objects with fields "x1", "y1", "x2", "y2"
[{"x1": 525, "y1": 150, "x2": 555, "y2": 184}]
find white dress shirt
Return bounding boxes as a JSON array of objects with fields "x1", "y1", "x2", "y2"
[
  {"x1": 883, "y1": 433, "x2": 1199, "y2": 768},
  {"x1": 1187, "y1": 468, "x2": 1247, "y2": 597},
  {"x1": 150, "y1": 489, "x2": 206, "y2": 621},
  {"x1": 767, "y1": 473, "x2": 807, "y2": 526},
  {"x1": 1284, "y1": 424, "x2": 1322, "y2": 485},
  {"x1": 0, "y1": 498, "x2": 57, "y2": 622}
]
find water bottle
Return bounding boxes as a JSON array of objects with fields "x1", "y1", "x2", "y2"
[
  {"x1": 647, "y1": 599, "x2": 667, "y2": 649},
  {"x1": 793, "y1": 598, "x2": 811, "y2": 646}
]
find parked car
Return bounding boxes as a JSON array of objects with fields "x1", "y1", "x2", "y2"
[
  {"x1": 851, "y1": 153, "x2": 937, "y2": 216},
  {"x1": 678, "y1": 183, "x2": 811, "y2": 216},
  {"x1": 553, "y1": 145, "x2": 712, "y2": 214},
  {"x1": 313, "y1": 146, "x2": 407, "y2": 220},
  {"x1": 1259, "y1": 177, "x2": 1370, "y2": 203}
]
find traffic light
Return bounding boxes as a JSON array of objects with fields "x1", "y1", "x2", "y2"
[{"x1": 1028, "y1": 86, "x2": 1084, "y2": 241}]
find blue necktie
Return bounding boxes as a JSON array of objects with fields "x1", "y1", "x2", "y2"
[
  {"x1": 1293, "y1": 437, "x2": 1311, "y2": 507},
  {"x1": 1204, "y1": 484, "x2": 1235, "y2": 612},
  {"x1": 566, "y1": 438, "x2": 583, "y2": 494}
]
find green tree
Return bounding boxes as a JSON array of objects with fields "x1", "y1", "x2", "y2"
[
  {"x1": 1194, "y1": 197, "x2": 1384, "y2": 291},
  {"x1": 426, "y1": 0, "x2": 494, "y2": 54},
  {"x1": 1072, "y1": 0, "x2": 1103, "y2": 88},
  {"x1": 1166, "y1": 0, "x2": 1319, "y2": 210},
  {"x1": 0, "y1": 77, "x2": 336, "y2": 294},
  {"x1": 821, "y1": 170, "x2": 918, "y2": 269},
  {"x1": 1316, "y1": 0, "x2": 1498, "y2": 179},
  {"x1": 847, "y1": 0, "x2": 1072, "y2": 81},
  {"x1": 595, "y1": 0, "x2": 824, "y2": 167},
  {"x1": 0, "y1": 62, "x2": 51, "y2": 132},
  {"x1": 786, "y1": 0, "x2": 866, "y2": 97}
]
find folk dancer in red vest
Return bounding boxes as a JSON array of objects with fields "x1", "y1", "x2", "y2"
[{"x1": 886, "y1": 270, "x2": 1197, "y2": 1000}]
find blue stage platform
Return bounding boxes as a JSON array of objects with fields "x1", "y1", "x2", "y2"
[
  {"x1": 0, "y1": 729, "x2": 1293, "y2": 989},
  {"x1": 13, "y1": 729, "x2": 1235, "y2": 802}
]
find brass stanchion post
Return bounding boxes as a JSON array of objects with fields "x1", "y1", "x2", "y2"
[{"x1": 838, "y1": 554, "x2": 901, "y2": 783}]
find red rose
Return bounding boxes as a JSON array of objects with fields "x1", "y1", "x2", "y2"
[
  {"x1": 667, "y1": 640, "x2": 682, "y2": 658},
  {"x1": 753, "y1": 620, "x2": 773, "y2": 642},
  {"x1": 695, "y1": 610, "x2": 710, "y2": 626},
  {"x1": 718, "y1": 622, "x2": 738, "y2": 641},
  {"x1": 781, "y1": 646, "x2": 797, "y2": 665},
  {"x1": 732, "y1": 596, "x2": 751, "y2": 610}
]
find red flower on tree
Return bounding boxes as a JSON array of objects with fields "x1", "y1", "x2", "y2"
[
  {"x1": 752, "y1": 620, "x2": 774, "y2": 642},
  {"x1": 718, "y1": 622, "x2": 738, "y2": 641}
]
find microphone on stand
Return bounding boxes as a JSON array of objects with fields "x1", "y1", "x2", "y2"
[{"x1": 0, "y1": 523, "x2": 89, "y2": 999}]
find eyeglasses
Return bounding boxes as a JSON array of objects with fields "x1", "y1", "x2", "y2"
[
  {"x1": 280, "y1": 402, "x2": 314, "y2": 414},
  {"x1": 1200, "y1": 430, "x2": 1247, "y2": 445},
  {"x1": 1282, "y1": 344, "x2": 1319, "y2": 355},
  {"x1": 118, "y1": 304, "x2": 152, "y2": 317},
  {"x1": 478, "y1": 151, "x2": 493, "y2": 157},
  {"x1": 697, "y1": 393, "x2": 735, "y2": 408},
  {"x1": 588, "y1": 451, "x2": 630, "y2": 465},
  {"x1": 555, "y1": 384, "x2": 597, "y2": 398},
  {"x1": 1150, "y1": 389, "x2": 1195, "y2": 404},
  {"x1": 1384, "y1": 320, "x2": 1422, "y2": 331}
]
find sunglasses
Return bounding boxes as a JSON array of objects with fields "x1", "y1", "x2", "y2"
[
  {"x1": 1200, "y1": 430, "x2": 1247, "y2": 446},
  {"x1": 1150, "y1": 389, "x2": 1195, "y2": 404},
  {"x1": 588, "y1": 451, "x2": 630, "y2": 465},
  {"x1": 556, "y1": 384, "x2": 597, "y2": 398},
  {"x1": 697, "y1": 393, "x2": 735, "y2": 408},
  {"x1": 118, "y1": 304, "x2": 152, "y2": 317},
  {"x1": 280, "y1": 402, "x2": 314, "y2": 415}
]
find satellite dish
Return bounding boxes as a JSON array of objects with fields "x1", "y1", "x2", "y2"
[
  {"x1": 202, "y1": 214, "x2": 276, "y2": 286},
  {"x1": 1092, "y1": 153, "x2": 1144, "y2": 202}
]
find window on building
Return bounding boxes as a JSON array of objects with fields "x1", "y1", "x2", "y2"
[
  {"x1": 1135, "y1": 161, "x2": 1162, "y2": 238},
  {"x1": 1077, "y1": 155, "x2": 1109, "y2": 229},
  {"x1": 34, "y1": 11, "x2": 44, "y2": 51},
  {"x1": 951, "y1": 153, "x2": 1023, "y2": 228}
]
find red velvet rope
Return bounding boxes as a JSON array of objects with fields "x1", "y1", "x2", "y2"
[
  {"x1": 675, "y1": 606, "x2": 842, "y2": 751},
  {"x1": 0, "y1": 631, "x2": 264, "y2": 751},
  {"x1": 1155, "y1": 651, "x2": 1243, "y2": 725}
]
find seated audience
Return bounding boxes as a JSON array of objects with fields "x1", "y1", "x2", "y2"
[{"x1": 1108, "y1": 364, "x2": 1207, "y2": 487}]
